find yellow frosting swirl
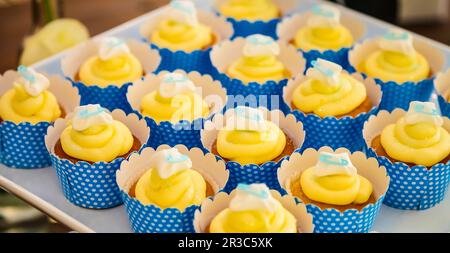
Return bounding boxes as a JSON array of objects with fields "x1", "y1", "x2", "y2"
[
  {"x1": 300, "y1": 166, "x2": 373, "y2": 206},
  {"x1": 79, "y1": 54, "x2": 143, "y2": 87},
  {"x1": 294, "y1": 25, "x2": 353, "y2": 51},
  {"x1": 380, "y1": 117, "x2": 450, "y2": 166},
  {"x1": 0, "y1": 83, "x2": 61, "y2": 124},
  {"x1": 60, "y1": 120, "x2": 133, "y2": 163},
  {"x1": 292, "y1": 74, "x2": 367, "y2": 117},
  {"x1": 220, "y1": 0, "x2": 280, "y2": 21},
  {"x1": 209, "y1": 203, "x2": 297, "y2": 233},
  {"x1": 227, "y1": 55, "x2": 289, "y2": 84},
  {"x1": 135, "y1": 167, "x2": 206, "y2": 210},
  {"x1": 151, "y1": 20, "x2": 213, "y2": 52},
  {"x1": 217, "y1": 121, "x2": 286, "y2": 165},
  {"x1": 359, "y1": 50, "x2": 430, "y2": 83},
  {"x1": 141, "y1": 91, "x2": 209, "y2": 123}
]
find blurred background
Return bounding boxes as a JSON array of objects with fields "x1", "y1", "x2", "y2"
[{"x1": 0, "y1": 0, "x2": 449, "y2": 232}]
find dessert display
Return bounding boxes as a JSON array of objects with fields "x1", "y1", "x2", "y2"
[
  {"x1": 226, "y1": 34, "x2": 290, "y2": 84},
  {"x1": 54, "y1": 104, "x2": 141, "y2": 164},
  {"x1": 0, "y1": 66, "x2": 63, "y2": 124},
  {"x1": 371, "y1": 101, "x2": 450, "y2": 167},
  {"x1": 290, "y1": 59, "x2": 371, "y2": 118},
  {"x1": 357, "y1": 30, "x2": 431, "y2": 83},
  {"x1": 149, "y1": 1, "x2": 214, "y2": 52},
  {"x1": 77, "y1": 37, "x2": 144, "y2": 87},
  {"x1": 139, "y1": 72, "x2": 210, "y2": 123},
  {"x1": 292, "y1": 5, "x2": 354, "y2": 52},
  {"x1": 219, "y1": 0, "x2": 280, "y2": 21}
]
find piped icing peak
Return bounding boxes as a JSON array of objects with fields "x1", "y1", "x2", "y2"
[
  {"x1": 229, "y1": 184, "x2": 279, "y2": 212},
  {"x1": 314, "y1": 151, "x2": 357, "y2": 177},
  {"x1": 307, "y1": 4, "x2": 341, "y2": 28},
  {"x1": 243, "y1": 34, "x2": 280, "y2": 57},
  {"x1": 378, "y1": 29, "x2": 415, "y2": 55},
  {"x1": 405, "y1": 101, "x2": 443, "y2": 127},
  {"x1": 158, "y1": 72, "x2": 197, "y2": 98},
  {"x1": 307, "y1": 59, "x2": 343, "y2": 87},
  {"x1": 72, "y1": 104, "x2": 113, "y2": 131},
  {"x1": 149, "y1": 148, "x2": 193, "y2": 179},
  {"x1": 225, "y1": 106, "x2": 268, "y2": 132},
  {"x1": 16, "y1": 65, "x2": 50, "y2": 97},
  {"x1": 167, "y1": 0, "x2": 198, "y2": 26},
  {"x1": 98, "y1": 37, "x2": 131, "y2": 61}
]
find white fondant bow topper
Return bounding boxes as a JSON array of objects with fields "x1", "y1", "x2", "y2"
[
  {"x1": 167, "y1": 0, "x2": 198, "y2": 26},
  {"x1": 72, "y1": 104, "x2": 113, "y2": 131},
  {"x1": 149, "y1": 148, "x2": 193, "y2": 179},
  {"x1": 314, "y1": 151, "x2": 357, "y2": 177},
  {"x1": 307, "y1": 4, "x2": 341, "y2": 27},
  {"x1": 243, "y1": 34, "x2": 280, "y2": 57},
  {"x1": 378, "y1": 29, "x2": 416, "y2": 56},
  {"x1": 158, "y1": 73, "x2": 197, "y2": 98},
  {"x1": 405, "y1": 101, "x2": 443, "y2": 127},
  {"x1": 307, "y1": 58, "x2": 343, "y2": 87},
  {"x1": 98, "y1": 37, "x2": 131, "y2": 61},
  {"x1": 17, "y1": 65, "x2": 50, "y2": 97},
  {"x1": 229, "y1": 183, "x2": 280, "y2": 212}
]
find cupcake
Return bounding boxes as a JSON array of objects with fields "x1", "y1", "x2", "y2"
[
  {"x1": 0, "y1": 66, "x2": 79, "y2": 168},
  {"x1": 116, "y1": 145, "x2": 229, "y2": 233},
  {"x1": 201, "y1": 106, "x2": 305, "y2": 191},
  {"x1": 61, "y1": 36, "x2": 160, "y2": 113},
  {"x1": 363, "y1": 101, "x2": 450, "y2": 210},
  {"x1": 277, "y1": 4, "x2": 365, "y2": 69},
  {"x1": 435, "y1": 69, "x2": 450, "y2": 117},
  {"x1": 278, "y1": 147, "x2": 389, "y2": 233},
  {"x1": 210, "y1": 34, "x2": 304, "y2": 109},
  {"x1": 194, "y1": 183, "x2": 314, "y2": 233},
  {"x1": 139, "y1": 0, "x2": 232, "y2": 74},
  {"x1": 349, "y1": 29, "x2": 445, "y2": 111},
  {"x1": 283, "y1": 58, "x2": 381, "y2": 152},
  {"x1": 45, "y1": 104, "x2": 150, "y2": 209},
  {"x1": 214, "y1": 0, "x2": 297, "y2": 39},
  {"x1": 127, "y1": 70, "x2": 227, "y2": 149}
]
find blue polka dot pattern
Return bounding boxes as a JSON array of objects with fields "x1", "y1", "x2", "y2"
[
  {"x1": 289, "y1": 108, "x2": 378, "y2": 153},
  {"x1": 70, "y1": 79, "x2": 134, "y2": 113},
  {"x1": 438, "y1": 95, "x2": 450, "y2": 118},
  {"x1": 305, "y1": 198, "x2": 384, "y2": 233},
  {"x1": 0, "y1": 121, "x2": 51, "y2": 169},
  {"x1": 365, "y1": 146, "x2": 450, "y2": 210},
  {"x1": 223, "y1": 158, "x2": 287, "y2": 193},
  {"x1": 346, "y1": 67, "x2": 435, "y2": 112},
  {"x1": 50, "y1": 154, "x2": 125, "y2": 209},
  {"x1": 227, "y1": 17, "x2": 280, "y2": 39},
  {"x1": 302, "y1": 47, "x2": 352, "y2": 71},
  {"x1": 146, "y1": 43, "x2": 214, "y2": 75},
  {"x1": 121, "y1": 191, "x2": 199, "y2": 233},
  {"x1": 213, "y1": 72, "x2": 288, "y2": 110}
]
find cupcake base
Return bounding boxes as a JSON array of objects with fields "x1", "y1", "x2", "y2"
[
  {"x1": 370, "y1": 135, "x2": 450, "y2": 168},
  {"x1": 54, "y1": 136, "x2": 142, "y2": 165}
]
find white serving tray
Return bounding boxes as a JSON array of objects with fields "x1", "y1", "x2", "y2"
[{"x1": 0, "y1": 0, "x2": 449, "y2": 233}]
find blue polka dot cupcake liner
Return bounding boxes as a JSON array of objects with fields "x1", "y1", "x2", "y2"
[
  {"x1": 45, "y1": 109, "x2": 150, "y2": 209},
  {"x1": 277, "y1": 147, "x2": 390, "y2": 233},
  {"x1": 213, "y1": 0, "x2": 298, "y2": 39},
  {"x1": 282, "y1": 72, "x2": 382, "y2": 152},
  {"x1": 201, "y1": 107, "x2": 306, "y2": 192},
  {"x1": 0, "y1": 70, "x2": 80, "y2": 169},
  {"x1": 276, "y1": 11, "x2": 366, "y2": 70},
  {"x1": 362, "y1": 109, "x2": 450, "y2": 210},
  {"x1": 61, "y1": 39, "x2": 161, "y2": 113},
  {"x1": 193, "y1": 189, "x2": 314, "y2": 233},
  {"x1": 348, "y1": 38, "x2": 445, "y2": 112},
  {"x1": 126, "y1": 70, "x2": 228, "y2": 149},
  {"x1": 116, "y1": 145, "x2": 229, "y2": 233},
  {"x1": 139, "y1": 9, "x2": 233, "y2": 75},
  {"x1": 210, "y1": 37, "x2": 305, "y2": 110},
  {"x1": 435, "y1": 69, "x2": 450, "y2": 117}
]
